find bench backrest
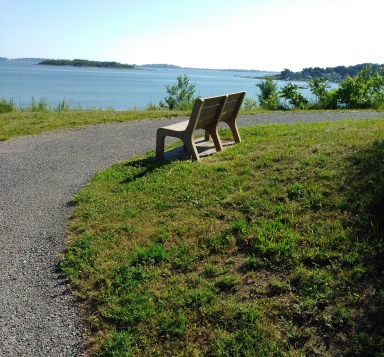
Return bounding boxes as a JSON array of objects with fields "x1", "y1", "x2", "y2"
[
  {"x1": 187, "y1": 95, "x2": 228, "y2": 132},
  {"x1": 219, "y1": 91, "x2": 246, "y2": 123}
]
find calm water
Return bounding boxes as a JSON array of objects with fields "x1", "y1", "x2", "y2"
[{"x1": 0, "y1": 60, "x2": 335, "y2": 110}]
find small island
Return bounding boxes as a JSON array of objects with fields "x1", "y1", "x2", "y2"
[{"x1": 38, "y1": 59, "x2": 134, "y2": 69}]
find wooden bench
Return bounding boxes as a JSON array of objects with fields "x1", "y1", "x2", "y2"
[
  {"x1": 156, "y1": 94, "x2": 228, "y2": 161},
  {"x1": 156, "y1": 91, "x2": 246, "y2": 161}
]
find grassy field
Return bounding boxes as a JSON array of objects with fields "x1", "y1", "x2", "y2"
[{"x1": 60, "y1": 118, "x2": 384, "y2": 356}]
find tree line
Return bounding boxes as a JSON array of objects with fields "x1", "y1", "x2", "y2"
[
  {"x1": 279, "y1": 63, "x2": 384, "y2": 81},
  {"x1": 257, "y1": 65, "x2": 384, "y2": 110},
  {"x1": 39, "y1": 59, "x2": 134, "y2": 69}
]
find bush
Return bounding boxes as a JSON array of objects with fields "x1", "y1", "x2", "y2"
[
  {"x1": 256, "y1": 76, "x2": 280, "y2": 110},
  {"x1": 159, "y1": 74, "x2": 198, "y2": 110},
  {"x1": 279, "y1": 82, "x2": 308, "y2": 109},
  {"x1": 337, "y1": 66, "x2": 384, "y2": 109},
  {"x1": 242, "y1": 97, "x2": 258, "y2": 111},
  {"x1": 308, "y1": 78, "x2": 338, "y2": 109},
  {"x1": 0, "y1": 97, "x2": 16, "y2": 113}
]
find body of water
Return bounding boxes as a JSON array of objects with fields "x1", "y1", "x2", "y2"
[{"x1": 0, "y1": 60, "x2": 337, "y2": 110}]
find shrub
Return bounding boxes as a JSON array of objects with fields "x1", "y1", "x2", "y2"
[
  {"x1": 159, "y1": 74, "x2": 198, "y2": 110},
  {"x1": 337, "y1": 66, "x2": 384, "y2": 109},
  {"x1": 308, "y1": 77, "x2": 338, "y2": 109},
  {"x1": 242, "y1": 97, "x2": 258, "y2": 111},
  {"x1": 279, "y1": 82, "x2": 308, "y2": 109},
  {"x1": 256, "y1": 76, "x2": 280, "y2": 110}
]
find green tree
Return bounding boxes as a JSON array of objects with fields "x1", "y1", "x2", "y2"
[
  {"x1": 159, "y1": 74, "x2": 198, "y2": 110},
  {"x1": 337, "y1": 66, "x2": 384, "y2": 109},
  {"x1": 279, "y1": 83, "x2": 308, "y2": 109},
  {"x1": 256, "y1": 76, "x2": 279, "y2": 110},
  {"x1": 280, "y1": 68, "x2": 293, "y2": 80}
]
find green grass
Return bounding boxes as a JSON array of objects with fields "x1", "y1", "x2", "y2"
[
  {"x1": 0, "y1": 108, "x2": 187, "y2": 141},
  {"x1": 61, "y1": 118, "x2": 384, "y2": 356}
]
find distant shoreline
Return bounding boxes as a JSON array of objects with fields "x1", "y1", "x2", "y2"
[{"x1": 0, "y1": 57, "x2": 275, "y2": 72}]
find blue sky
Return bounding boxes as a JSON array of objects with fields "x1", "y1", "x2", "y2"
[{"x1": 1, "y1": 0, "x2": 382, "y2": 71}]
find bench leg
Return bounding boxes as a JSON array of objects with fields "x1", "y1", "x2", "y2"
[
  {"x1": 205, "y1": 122, "x2": 241, "y2": 143},
  {"x1": 156, "y1": 130, "x2": 166, "y2": 160},
  {"x1": 205, "y1": 127, "x2": 223, "y2": 152},
  {"x1": 210, "y1": 129, "x2": 223, "y2": 152},
  {"x1": 224, "y1": 120, "x2": 241, "y2": 143},
  {"x1": 184, "y1": 138, "x2": 200, "y2": 161}
]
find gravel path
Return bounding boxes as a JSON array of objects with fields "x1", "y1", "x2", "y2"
[{"x1": 1, "y1": 111, "x2": 383, "y2": 356}]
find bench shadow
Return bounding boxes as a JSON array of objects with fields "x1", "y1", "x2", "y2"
[
  {"x1": 162, "y1": 138, "x2": 236, "y2": 161},
  {"x1": 344, "y1": 139, "x2": 384, "y2": 242},
  {"x1": 121, "y1": 139, "x2": 236, "y2": 183}
]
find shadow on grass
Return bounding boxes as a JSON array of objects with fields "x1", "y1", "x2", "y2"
[
  {"x1": 343, "y1": 139, "x2": 384, "y2": 355},
  {"x1": 121, "y1": 138, "x2": 237, "y2": 183},
  {"x1": 345, "y1": 139, "x2": 384, "y2": 244},
  {"x1": 121, "y1": 157, "x2": 165, "y2": 183}
]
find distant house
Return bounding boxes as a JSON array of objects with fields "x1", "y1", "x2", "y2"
[{"x1": 321, "y1": 73, "x2": 333, "y2": 79}]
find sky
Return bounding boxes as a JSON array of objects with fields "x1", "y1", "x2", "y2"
[{"x1": 1, "y1": 0, "x2": 383, "y2": 72}]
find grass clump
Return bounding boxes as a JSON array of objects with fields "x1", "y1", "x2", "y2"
[
  {"x1": 62, "y1": 118, "x2": 384, "y2": 356},
  {"x1": 0, "y1": 97, "x2": 16, "y2": 113}
]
